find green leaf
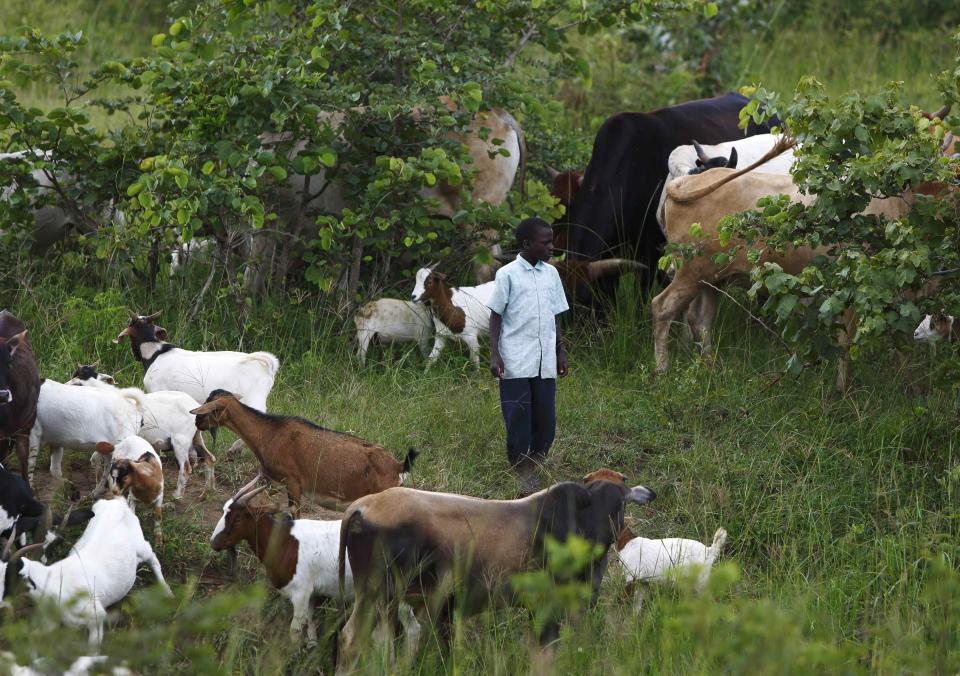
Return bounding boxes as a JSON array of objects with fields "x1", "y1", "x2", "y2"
[
  {"x1": 126, "y1": 182, "x2": 143, "y2": 197},
  {"x1": 703, "y1": 2, "x2": 718, "y2": 17},
  {"x1": 151, "y1": 33, "x2": 166, "y2": 48},
  {"x1": 268, "y1": 166, "x2": 288, "y2": 180},
  {"x1": 201, "y1": 161, "x2": 215, "y2": 175},
  {"x1": 176, "y1": 208, "x2": 189, "y2": 225}
]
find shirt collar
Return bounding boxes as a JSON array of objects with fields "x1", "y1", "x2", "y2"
[{"x1": 516, "y1": 253, "x2": 544, "y2": 271}]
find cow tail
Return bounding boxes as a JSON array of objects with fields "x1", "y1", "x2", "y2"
[
  {"x1": 502, "y1": 111, "x2": 527, "y2": 199},
  {"x1": 667, "y1": 135, "x2": 797, "y2": 204}
]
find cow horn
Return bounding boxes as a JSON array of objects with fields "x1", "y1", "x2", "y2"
[
  {"x1": 692, "y1": 140, "x2": 710, "y2": 163},
  {"x1": 545, "y1": 165, "x2": 560, "y2": 180},
  {"x1": 586, "y1": 259, "x2": 647, "y2": 281},
  {"x1": 726, "y1": 147, "x2": 738, "y2": 169}
]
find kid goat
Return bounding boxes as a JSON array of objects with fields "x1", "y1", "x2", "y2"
[
  {"x1": 190, "y1": 390, "x2": 417, "y2": 515},
  {"x1": 209, "y1": 477, "x2": 419, "y2": 645},
  {"x1": 93, "y1": 436, "x2": 164, "y2": 544},
  {"x1": 0, "y1": 498, "x2": 171, "y2": 647},
  {"x1": 410, "y1": 267, "x2": 494, "y2": 366},
  {"x1": 68, "y1": 365, "x2": 215, "y2": 499}
]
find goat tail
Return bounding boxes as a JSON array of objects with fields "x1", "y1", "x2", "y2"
[
  {"x1": 339, "y1": 509, "x2": 362, "y2": 606},
  {"x1": 401, "y1": 447, "x2": 419, "y2": 474},
  {"x1": 666, "y1": 135, "x2": 797, "y2": 204},
  {"x1": 707, "y1": 527, "x2": 728, "y2": 564},
  {"x1": 117, "y1": 386, "x2": 147, "y2": 411},
  {"x1": 245, "y1": 351, "x2": 281, "y2": 378}
]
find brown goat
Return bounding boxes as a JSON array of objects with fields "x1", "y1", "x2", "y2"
[
  {"x1": 190, "y1": 390, "x2": 418, "y2": 515},
  {"x1": 418, "y1": 271, "x2": 467, "y2": 334}
]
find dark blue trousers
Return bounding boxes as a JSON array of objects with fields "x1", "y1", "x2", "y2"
[{"x1": 499, "y1": 377, "x2": 557, "y2": 466}]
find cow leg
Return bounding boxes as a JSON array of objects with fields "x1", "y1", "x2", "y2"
[
  {"x1": 14, "y1": 435, "x2": 30, "y2": 483},
  {"x1": 337, "y1": 599, "x2": 368, "y2": 675},
  {"x1": 652, "y1": 276, "x2": 701, "y2": 372},
  {"x1": 690, "y1": 285, "x2": 719, "y2": 366}
]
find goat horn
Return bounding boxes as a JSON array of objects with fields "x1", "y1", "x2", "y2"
[
  {"x1": 586, "y1": 259, "x2": 647, "y2": 281},
  {"x1": 11, "y1": 542, "x2": 44, "y2": 561},
  {"x1": 940, "y1": 132, "x2": 955, "y2": 154},
  {"x1": 545, "y1": 165, "x2": 560, "y2": 180},
  {"x1": 692, "y1": 140, "x2": 710, "y2": 163},
  {"x1": 2, "y1": 524, "x2": 18, "y2": 561},
  {"x1": 231, "y1": 473, "x2": 263, "y2": 503},
  {"x1": 933, "y1": 104, "x2": 951, "y2": 120},
  {"x1": 142, "y1": 310, "x2": 162, "y2": 320},
  {"x1": 237, "y1": 484, "x2": 270, "y2": 506}
]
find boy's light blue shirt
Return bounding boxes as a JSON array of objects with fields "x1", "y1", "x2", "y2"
[{"x1": 486, "y1": 254, "x2": 569, "y2": 379}]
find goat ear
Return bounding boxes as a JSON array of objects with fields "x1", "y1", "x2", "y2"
[
  {"x1": 154, "y1": 326, "x2": 168, "y2": 341},
  {"x1": 95, "y1": 441, "x2": 115, "y2": 455},
  {"x1": 100, "y1": 374, "x2": 116, "y2": 385},
  {"x1": 189, "y1": 402, "x2": 216, "y2": 415},
  {"x1": 626, "y1": 485, "x2": 656, "y2": 505}
]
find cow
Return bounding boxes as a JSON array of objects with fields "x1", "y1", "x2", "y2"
[
  {"x1": 559, "y1": 92, "x2": 779, "y2": 301},
  {"x1": 254, "y1": 99, "x2": 527, "y2": 286},
  {"x1": 0, "y1": 311, "x2": 41, "y2": 481}
]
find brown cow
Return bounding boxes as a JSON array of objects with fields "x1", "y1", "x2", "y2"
[{"x1": 0, "y1": 311, "x2": 41, "y2": 481}]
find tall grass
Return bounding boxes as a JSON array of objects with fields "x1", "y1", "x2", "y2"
[{"x1": 1, "y1": 254, "x2": 957, "y2": 673}]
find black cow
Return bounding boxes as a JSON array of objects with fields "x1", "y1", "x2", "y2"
[
  {"x1": 561, "y1": 92, "x2": 778, "y2": 300},
  {"x1": 0, "y1": 311, "x2": 41, "y2": 481}
]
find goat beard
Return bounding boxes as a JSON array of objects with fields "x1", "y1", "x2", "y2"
[{"x1": 226, "y1": 546, "x2": 237, "y2": 574}]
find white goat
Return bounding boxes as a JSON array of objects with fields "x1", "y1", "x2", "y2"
[
  {"x1": 67, "y1": 366, "x2": 215, "y2": 499},
  {"x1": 410, "y1": 267, "x2": 495, "y2": 366},
  {"x1": 617, "y1": 522, "x2": 728, "y2": 593},
  {"x1": 115, "y1": 314, "x2": 279, "y2": 413},
  {"x1": 2, "y1": 653, "x2": 133, "y2": 676},
  {"x1": 209, "y1": 479, "x2": 419, "y2": 645},
  {"x1": 914, "y1": 311, "x2": 958, "y2": 343},
  {"x1": 28, "y1": 379, "x2": 142, "y2": 483},
  {"x1": 0, "y1": 498, "x2": 172, "y2": 647},
  {"x1": 353, "y1": 298, "x2": 434, "y2": 365}
]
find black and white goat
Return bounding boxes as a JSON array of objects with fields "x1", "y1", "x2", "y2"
[
  {"x1": 68, "y1": 365, "x2": 215, "y2": 499},
  {"x1": 0, "y1": 498, "x2": 171, "y2": 647}
]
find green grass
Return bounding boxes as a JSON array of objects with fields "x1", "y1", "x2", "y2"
[{"x1": 0, "y1": 259, "x2": 957, "y2": 673}]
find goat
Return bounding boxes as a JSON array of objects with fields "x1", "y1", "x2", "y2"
[
  {"x1": 914, "y1": 311, "x2": 959, "y2": 343},
  {"x1": 410, "y1": 267, "x2": 495, "y2": 366},
  {"x1": 616, "y1": 517, "x2": 728, "y2": 595},
  {"x1": 353, "y1": 299, "x2": 433, "y2": 366},
  {"x1": 68, "y1": 365, "x2": 215, "y2": 499},
  {"x1": 1, "y1": 652, "x2": 133, "y2": 676},
  {"x1": 0, "y1": 462, "x2": 50, "y2": 548},
  {"x1": 29, "y1": 378, "x2": 142, "y2": 482},
  {"x1": 190, "y1": 390, "x2": 417, "y2": 515},
  {"x1": 93, "y1": 437, "x2": 164, "y2": 545},
  {"x1": 208, "y1": 477, "x2": 421, "y2": 646},
  {"x1": 336, "y1": 476, "x2": 656, "y2": 674},
  {"x1": 0, "y1": 311, "x2": 41, "y2": 482},
  {"x1": 0, "y1": 498, "x2": 172, "y2": 647},
  {"x1": 115, "y1": 311, "x2": 280, "y2": 457}
]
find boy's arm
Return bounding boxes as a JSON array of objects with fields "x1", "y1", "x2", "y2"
[
  {"x1": 556, "y1": 317, "x2": 568, "y2": 377},
  {"x1": 489, "y1": 311, "x2": 505, "y2": 378}
]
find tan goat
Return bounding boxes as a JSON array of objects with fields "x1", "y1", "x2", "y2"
[{"x1": 190, "y1": 390, "x2": 417, "y2": 515}]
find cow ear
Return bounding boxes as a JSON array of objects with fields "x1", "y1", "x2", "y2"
[
  {"x1": 7, "y1": 330, "x2": 26, "y2": 356},
  {"x1": 95, "y1": 441, "x2": 115, "y2": 455}
]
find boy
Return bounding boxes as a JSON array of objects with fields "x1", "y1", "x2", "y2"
[{"x1": 487, "y1": 217, "x2": 569, "y2": 495}]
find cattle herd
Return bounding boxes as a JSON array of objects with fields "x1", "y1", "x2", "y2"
[{"x1": 0, "y1": 91, "x2": 955, "y2": 674}]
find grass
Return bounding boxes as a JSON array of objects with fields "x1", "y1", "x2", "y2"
[{"x1": 0, "y1": 258, "x2": 957, "y2": 673}]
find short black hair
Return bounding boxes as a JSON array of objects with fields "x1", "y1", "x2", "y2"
[{"x1": 515, "y1": 217, "x2": 552, "y2": 249}]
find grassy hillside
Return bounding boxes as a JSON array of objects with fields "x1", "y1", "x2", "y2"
[{"x1": 0, "y1": 261, "x2": 956, "y2": 673}]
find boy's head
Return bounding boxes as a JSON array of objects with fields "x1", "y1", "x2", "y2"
[{"x1": 515, "y1": 218, "x2": 554, "y2": 263}]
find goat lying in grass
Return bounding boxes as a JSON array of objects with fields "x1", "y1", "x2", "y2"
[
  {"x1": 0, "y1": 498, "x2": 171, "y2": 647},
  {"x1": 94, "y1": 437, "x2": 165, "y2": 545},
  {"x1": 616, "y1": 517, "x2": 728, "y2": 594},
  {"x1": 191, "y1": 390, "x2": 417, "y2": 515},
  {"x1": 209, "y1": 477, "x2": 419, "y2": 646}
]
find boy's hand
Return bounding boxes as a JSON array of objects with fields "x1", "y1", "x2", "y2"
[
  {"x1": 490, "y1": 353, "x2": 505, "y2": 379},
  {"x1": 557, "y1": 350, "x2": 569, "y2": 377}
]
